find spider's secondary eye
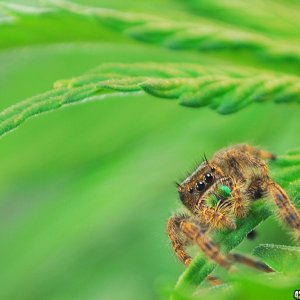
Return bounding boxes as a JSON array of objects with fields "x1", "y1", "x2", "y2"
[
  {"x1": 205, "y1": 173, "x2": 214, "y2": 183},
  {"x1": 196, "y1": 181, "x2": 205, "y2": 191},
  {"x1": 211, "y1": 167, "x2": 216, "y2": 172},
  {"x1": 188, "y1": 187, "x2": 194, "y2": 193}
]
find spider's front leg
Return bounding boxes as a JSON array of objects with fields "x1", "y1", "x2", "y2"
[
  {"x1": 167, "y1": 213, "x2": 274, "y2": 278},
  {"x1": 268, "y1": 181, "x2": 300, "y2": 241},
  {"x1": 167, "y1": 213, "x2": 193, "y2": 266},
  {"x1": 167, "y1": 213, "x2": 231, "y2": 268}
]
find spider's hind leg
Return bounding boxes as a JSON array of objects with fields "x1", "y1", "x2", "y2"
[
  {"x1": 228, "y1": 253, "x2": 274, "y2": 273},
  {"x1": 231, "y1": 144, "x2": 276, "y2": 160},
  {"x1": 268, "y1": 181, "x2": 300, "y2": 241}
]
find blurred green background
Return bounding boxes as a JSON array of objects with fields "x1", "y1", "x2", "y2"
[{"x1": 0, "y1": 1, "x2": 299, "y2": 299}]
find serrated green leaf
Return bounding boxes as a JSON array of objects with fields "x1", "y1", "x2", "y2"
[
  {"x1": 0, "y1": 63, "x2": 299, "y2": 139},
  {"x1": 253, "y1": 244, "x2": 300, "y2": 275}
]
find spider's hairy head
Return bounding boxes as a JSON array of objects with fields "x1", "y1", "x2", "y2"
[{"x1": 178, "y1": 160, "x2": 226, "y2": 212}]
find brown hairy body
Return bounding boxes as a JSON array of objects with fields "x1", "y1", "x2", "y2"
[{"x1": 167, "y1": 144, "x2": 300, "y2": 281}]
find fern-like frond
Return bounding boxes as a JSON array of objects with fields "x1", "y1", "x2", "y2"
[
  {"x1": 1, "y1": 0, "x2": 300, "y2": 70},
  {"x1": 183, "y1": 0, "x2": 300, "y2": 39},
  {"x1": 0, "y1": 63, "x2": 299, "y2": 138}
]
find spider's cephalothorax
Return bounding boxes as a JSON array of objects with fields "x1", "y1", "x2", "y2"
[{"x1": 167, "y1": 144, "x2": 300, "y2": 275}]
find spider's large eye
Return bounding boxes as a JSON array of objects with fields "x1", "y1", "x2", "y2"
[
  {"x1": 205, "y1": 173, "x2": 214, "y2": 183},
  {"x1": 196, "y1": 181, "x2": 205, "y2": 191}
]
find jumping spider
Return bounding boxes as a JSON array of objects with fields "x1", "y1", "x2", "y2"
[{"x1": 167, "y1": 144, "x2": 300, "y2": 278}]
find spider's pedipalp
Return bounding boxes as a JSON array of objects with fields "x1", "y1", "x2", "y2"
[
  {"x1": 231, "y1": 183, "x2": 249, "y2": 218},
  {"x1": 197, "y1": 205, "x2": 236, "y2": 230}
]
